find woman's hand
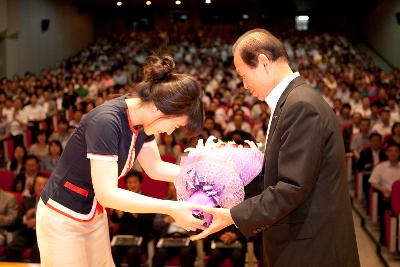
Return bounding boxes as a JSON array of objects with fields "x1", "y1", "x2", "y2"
[
  {"x1": 167, "y1": 201, "x2": 207, "y2": 232},
  {"x1": 190, "y1": 206, "x2": 235, "y2": 241}
]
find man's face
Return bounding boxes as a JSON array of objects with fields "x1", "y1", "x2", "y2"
[
  {"x1": 370, "y1": 136, "x2": 382, "y2": 150},
  {"x1": 233, "y1": 114, "x2": 243, "y2": 128},
  {"x1": 34, "y1": 177, "x2": 48, "y2": 196},
  {"x1": 234, "y1": 50, "x2": 271, "y2": 100},
  {"x1": 204, "y1": 119, "x2": 214, "y2": 130},
  {"x1": 30, "y1": 95, "x2": 37, "y2": 105},
  {"x1": 126, "y1": 176, "x2": 141, "y2": 193},
  {"x1": 25, "y1": 159, "x2": 39, "y2": 175},
  {"x1": 359, "y1": 121, "x2": 370, "y2": 133},
  {"x1": 380, "y1": 111, "x2": 390, "y2": 124}
]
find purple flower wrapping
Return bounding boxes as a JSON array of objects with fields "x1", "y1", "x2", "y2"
[{"x1": 175, "y1": 142, "x2": 264, "y2": 227}]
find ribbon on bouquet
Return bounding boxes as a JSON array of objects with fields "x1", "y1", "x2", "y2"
[
  {"x1": 185, "y1": 168, "x2": 224, "y2": 227},
  {"x1": 186, "y1": 168, "x2": 223, "y2": 207}
]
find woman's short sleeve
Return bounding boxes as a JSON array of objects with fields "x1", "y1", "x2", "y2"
[{"x1": 86, "y1": 112, "x2": 120, "y2": 162}]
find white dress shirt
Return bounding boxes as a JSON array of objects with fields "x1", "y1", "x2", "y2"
[
  {"x1": 369, "y1": 161, "x2": 400, "y2": 192},
  {"x1": 265, "y1": 72, "x2": 300, "y2": 145}
]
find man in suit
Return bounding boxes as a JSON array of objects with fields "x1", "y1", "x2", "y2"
[
  {"x1": 191, "y1": 29, "x2": 360, "y2": 267},
  {"x1": 357, "y1": 132, "x2": 387, "y2": 206}
]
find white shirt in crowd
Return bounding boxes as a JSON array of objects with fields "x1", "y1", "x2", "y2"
[
  {"x1": 372, "y1": 149, "x2": 381, "y2": 167},
  {"x1": 372, "y1": 122, "x2": 392, "y2": 137},
  {"x1": 369, "y1": 161, "x2": 400, "y2": 192},
  {"x1": 2, "y1": 107, "x2": 14, "y2": 122},
  {"x1": 349, "y1": 99, "x2": 363, "y2": 114},
  {"x1": 23, "y1": 104, "x2": 46, "y2": 121},
  {"x1": 9, "y1": 110, "x2": 28, "y2": 136},
  {"x1": 354, "y1": 106, "x2": 371, "y2": 119}
]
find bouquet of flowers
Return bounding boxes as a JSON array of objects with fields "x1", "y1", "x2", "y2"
[{"x1": 175, "y1": 136, "x2": 264, "y2": 227}]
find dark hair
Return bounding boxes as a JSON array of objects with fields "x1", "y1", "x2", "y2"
[
  {"x1": 35, "y1": 130, "x2": 47, "y2": 142},
  {"x1": 133, "y1": 55, "x2": 203, "y2": 136},
  {"x1": 232, "y1": 28, "x2": 289, "y2": 68},
  {"x1": 391, "y1": 122, "x2": 400, "y2": 136},
  {"x1": 342, "y1": 103, "x2": 351, "y2": 110},
  {"x1": 25, "y1": 155, "x2": 40, "y2": 164},
  {"x1": 385, "y1": 143, "x2": 400, "y2": 152},
  {"x1": 10, "y1": 145, "x2": 27, "y2": 172},
  {"x1": 49, "y1": 140, "x2": 63, "y2": 155},
  {"x1": 360, "y1": 118, "x2": 371, "y2": 124},
  {"x1": 369, "y1": 132, "x2": 382, "y2": 140},
  {"x1": 125, "y1": 170, "x2": 143, "y2": 183}
]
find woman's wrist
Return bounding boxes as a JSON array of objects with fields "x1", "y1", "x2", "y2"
[{"x1": 164, "y1": 199, "x2": 176, "y2": 216}]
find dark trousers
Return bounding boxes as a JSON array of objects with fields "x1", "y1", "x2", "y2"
[
  {"x1": 11, "y1": 134, "x2": 24, "y2": 148},
  {"x1": 377, "y1": 193, "x2": 391, "y2": 245},
  {"x1": 152, "y1": 246, "x2": 195, "y2": 267},
  {"x1": 206, "y1": 248, "x2": 245, "y2": 267},
  {"x1": 112, "y1": 245, "x2": 141, "y2": 267},
  {"x1": 4, "y1": 228, "x2": 40, "y2": 263}
]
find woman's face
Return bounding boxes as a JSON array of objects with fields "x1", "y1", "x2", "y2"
[
  {"x1": 144, "y1": 115, "x2": 188, "y2": 136},
  {"x1": 14, "y1": 147, "x2": 25, "y2": 160},
  {"x1": 50, "y1": 143, "x2": 61, "y2": 156},
  {"x1": 394, "y1": 125, "x2": 400, "y2": 136}
]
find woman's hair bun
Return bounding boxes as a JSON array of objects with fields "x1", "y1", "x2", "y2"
[{"x1": 143, "y1": 55, "x2": 175, "y2": 84}]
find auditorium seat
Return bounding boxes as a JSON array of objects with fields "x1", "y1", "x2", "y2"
[
  {"x1": 384, "y1": 180, "x2": 400, "y2": 253},
  {"x1": 0, "y1": 170, "x2": 15, "y2": 191},
  {"x1": 141, "y1": 155, "x2": 176, "y2": 199},
  {"x1": 22, "y1": 248, "x2": 32, "y2": 261},
  {"x1": 368, "y1": 188, "x2": 379, "y2": 224},
  {"x1": 3, "y1": 139, "x2": 14, "y2": 162},
  {"x1": 24, "y1": 128, "x2": 32, "y2": 148}
]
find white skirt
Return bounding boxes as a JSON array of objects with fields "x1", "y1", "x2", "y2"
[{"x1": 36, "y1": 198, "x2": 115, "y2": 267}]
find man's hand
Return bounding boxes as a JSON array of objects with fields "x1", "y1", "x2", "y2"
[
  {"x1": 190, "y1": 206, "x2": 235, "y2": 241},
  {"x1": 383, "y1": 189, "x2": 391, "y2": 198}
]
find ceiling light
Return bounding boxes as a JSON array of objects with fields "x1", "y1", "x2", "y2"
[
  {"x1": 116, "y1": 1, "x2": 122, "y2": 6},
  {"x1": 297, "y1": 15, "x2": 309, "y2": 21},
  {"x1": 146, "y1": 0, "x2": 151, "y2": 5},
  {"x1": 205, "y1": 0, "x2": 211, "y2": 4},
  {"x1": 242, "y1": 14, "x2": 249, "y2": 19},
  {"x1": 175, "y1": 0, "x2": 181, "y2": 5}
]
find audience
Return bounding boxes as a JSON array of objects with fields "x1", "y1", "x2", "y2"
[
  {"x1": 0, "y1": 190, "x2": 19, "y2": 247},
  {"x1": 0, "y1": 27, "x2": 399, "y2": 263},
  {"x1": 4, "y1": 175, "x2": 48, "y2": 263},
  {"x1": 369, "y1": 144, "x2": 400, "y2": 244},
  {"x1": 110, "y1": 171, "x2": 154, "y2": 267},
  {"x1": 152, "y1": 183, "x2": 196, "y2": 267}
]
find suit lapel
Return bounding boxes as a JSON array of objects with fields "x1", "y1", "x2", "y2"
[{"x1": 265, "y1": 76, "x2": 306, "y2": 154}]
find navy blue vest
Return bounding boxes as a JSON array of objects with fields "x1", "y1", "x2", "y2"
[{"x1": 41, "y1": 96, "x2": 154, "y2": 221}]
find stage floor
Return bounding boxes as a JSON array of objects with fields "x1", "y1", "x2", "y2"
[{"x1": 0, "y1": 263, "x2": 40, "y2": 267}]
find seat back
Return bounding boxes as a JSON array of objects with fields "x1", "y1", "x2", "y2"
[
  {"x1": 141, "y1": 155, "x2": 176, "y2": 200},
  {"x1": 391, "y1": 180, "x2": 400, "y2": 215},
  {"x1": 0, "y1": 170, "x2": 15, "y2": 191}
]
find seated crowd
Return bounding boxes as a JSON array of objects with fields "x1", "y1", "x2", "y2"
[{"x1": 0, "y1": 27, "x2": 399, "y2": 264}]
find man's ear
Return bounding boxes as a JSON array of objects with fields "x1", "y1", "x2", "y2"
[{"x1": 258, "y1": 54, "x2": 270, "y2": 70}]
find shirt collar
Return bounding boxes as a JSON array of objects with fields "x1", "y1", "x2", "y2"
[{"x1": 265, "y1": 72, "x2": 300, "y2": 112}]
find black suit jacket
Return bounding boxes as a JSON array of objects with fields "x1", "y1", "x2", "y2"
[
  {"x1": 357, "y1": 147, "x2": 387, "y2": 173},
  {"x1": 231, "y1": 77, "x2": 360, "y2": 267}
]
